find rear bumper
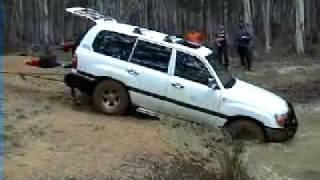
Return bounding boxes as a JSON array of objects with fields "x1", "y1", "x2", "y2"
[
  {"x1": 64, "y1": 71, "x2": 96, "y2": 95},
  {"x1": 265, "y1": 102, "x2": 298, "y2": 142}
]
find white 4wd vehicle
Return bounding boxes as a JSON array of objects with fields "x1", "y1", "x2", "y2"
[{"x1": 65, "y1": 8, "x2": 298, "y2": 142}]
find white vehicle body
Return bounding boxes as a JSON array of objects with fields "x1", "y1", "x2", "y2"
[{"x1": 65, "y1": 8, "x2": 298, "y2": 142}]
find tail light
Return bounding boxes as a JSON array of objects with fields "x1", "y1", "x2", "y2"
[{"x1": 72, "y1": 54, "x2": 78, "y2": 69}]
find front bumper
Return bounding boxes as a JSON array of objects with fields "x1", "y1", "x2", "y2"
[{"x1": 265, "y1": 102, "x2": 298, "y2": 142}]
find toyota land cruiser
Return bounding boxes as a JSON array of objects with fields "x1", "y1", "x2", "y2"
[{"x1": 64, "y1": 7, "x2": 298, "y2": 142}]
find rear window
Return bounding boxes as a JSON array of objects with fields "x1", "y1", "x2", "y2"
[{"x1": 92, "y1": 30, "x2": 137, "y2": 61}]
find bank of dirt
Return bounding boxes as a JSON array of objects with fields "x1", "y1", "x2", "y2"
[{"x1": 3, "y1": 55, "x2": 320, "y2": 180}]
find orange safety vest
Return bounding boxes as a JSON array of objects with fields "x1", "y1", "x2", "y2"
[{"x1": 185, "y1": 31, "x2": 205, "y2": 44}]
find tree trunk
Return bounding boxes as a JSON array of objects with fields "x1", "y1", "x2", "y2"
[
  {"x1": 296, "y1": 0, "x2": 305, "y2": 54},
  {"x1": 262, "y1": 0, "x2": 271, "y2": 52},
  {"x1": 223, "y1": 0, "x2": 228, "y2": 30},
  {"x1": 201, "y1": 0, "x2": 208, "y2": 34},
  {"x1": 2, "y1": 0, "x2": 316, "y2": 55},
  {"x1": 243, "y1": 0, "x2": 252, "y2": 25}
]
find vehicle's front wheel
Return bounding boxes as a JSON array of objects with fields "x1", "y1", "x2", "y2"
[
  {"x1": 93, "y1": 80, "x2": 130, "y2": 115},
  {"x1": 225, "y1": 119, "x2": 266, "y2": 143}
]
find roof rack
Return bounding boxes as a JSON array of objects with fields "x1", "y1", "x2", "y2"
[
  {"x1": 132, "y1": 28, "x2": 202, "y2": 49},
  {"x1": 133, "y1": 27, "x2": 150, "y2": 35},
  {"x1": 164, "y1": 35, "x2": 202, "y2": 49},
  {"x1": 102, "y1": 17, "x2": 117, "y2": 22}
]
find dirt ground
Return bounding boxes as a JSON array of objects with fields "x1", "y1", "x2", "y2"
[
  {"x1": 2, "y1": 55, "x2": 320, "y2": 180},
  {"x1": 3, "y1": 56, "x2": 175, "y2": 179}
]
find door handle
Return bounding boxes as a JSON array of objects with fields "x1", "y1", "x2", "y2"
[
  {"x1": 127, "y1": 69, "x2": 139, "y2": 75},
  {"x1": 171, "y1": 83, "x2": 184, "y2": 89}
]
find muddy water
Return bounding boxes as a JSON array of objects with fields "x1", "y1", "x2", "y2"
[{"x1": 247, "y1": 103, "x2": 320, "y2": 180}]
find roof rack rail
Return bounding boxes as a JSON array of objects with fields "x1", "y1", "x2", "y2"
[
  {"x1": 103, "y1": 17, "x2": 117, "y2": 22},
  {"x1": 163, "y1": 35, "x2": 201, "y2": 49},
  {"x1": 176, "y1": 39, "x2": 202, "y2": 49},
  {"x1": 133, "y1": 27, "x2": 143, "y2": 35},
  {"x1": 175, "y1": 35, "x2": 184, "y2": 39},
  {"x1": 164, "y1": 36, "x2": 173, "y2": 43}
]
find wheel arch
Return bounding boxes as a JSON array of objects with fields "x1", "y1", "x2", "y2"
[
  {"x1": 224, "y1": 115, "x2": 269, "y2": 142},
  {"x1": 224, "y1": 116, "x2": 267, "y2": 135},
  {"x1": 95, "y1": 76, "x2": 126, "y2": 86}
]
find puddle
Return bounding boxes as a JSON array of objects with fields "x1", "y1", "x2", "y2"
[{"x1": 247, "y1": 107, "x2": 320, "y2": 179}]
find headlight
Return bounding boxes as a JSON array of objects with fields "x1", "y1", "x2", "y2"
[{"x1": 275, "y1": 113, "x2": 288, "y2": 126}]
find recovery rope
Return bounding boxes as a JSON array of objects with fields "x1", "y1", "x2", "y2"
[
  {"x1": 0, "y1": 71, "x2": 81, "y2": 103},
  {"x1": 0, "y1": 71, "x2": 65, "y2": 83}
]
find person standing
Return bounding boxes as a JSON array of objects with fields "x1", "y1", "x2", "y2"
[
  {"x1": 236, "y1": 23, "x2": 253, "y2": 71},
  {"x1": 215, "y1": 25, "x2": 229, "y2": 68}
]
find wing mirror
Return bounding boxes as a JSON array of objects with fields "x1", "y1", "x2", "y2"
[{"x1": 208, "y1": 78, "x2": 219, "y2": 90}]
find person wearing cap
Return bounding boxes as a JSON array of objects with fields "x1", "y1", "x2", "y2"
[
  {"x1": 215, "y1": 25, "x2": 229, "y2": 68},
  {"x1": 236, "y1": 22, "x2": 253, "y2": 71}
]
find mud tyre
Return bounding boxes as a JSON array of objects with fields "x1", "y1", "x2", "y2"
[
  {"x1": 93, "y1": 80, "x2": 129, "y2": 115},
  {"x1": 225, "y1": 119, "x2": 266, "y2": 143}
]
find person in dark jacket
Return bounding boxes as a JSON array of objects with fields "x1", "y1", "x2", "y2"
[
  {"x1": 215, "y1": 25, "x2": 229, "y2": 68},
  {"x1": 38, "y1": 46, "x2": 61, "y2": 68},
  {"x1": 236, "y1": 23, "x2": 253, "y2": 71}
]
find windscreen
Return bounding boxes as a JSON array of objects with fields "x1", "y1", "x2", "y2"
[{"x1": 206, "y1": 53, "x2": 235, "y2": 88}]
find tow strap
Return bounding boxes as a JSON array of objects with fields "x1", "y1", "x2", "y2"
[{"x1": 0, "y1": 71, "x2": 65, "y2": 83}]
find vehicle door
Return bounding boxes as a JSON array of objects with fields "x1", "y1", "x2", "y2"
[
  {"x1": 164, "y1": 50, "x2": 224, "y2": 126},
  {"x1": 127, "y1": 40, "x2": 173, "y2": 112},
  {"x1": 84, "y1": 30, "x2": 136, "y2": 83}
]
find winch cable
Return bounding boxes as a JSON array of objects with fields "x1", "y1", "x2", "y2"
[{"x1": 0, "y1": 71, "x2": 65, "y2": 83}]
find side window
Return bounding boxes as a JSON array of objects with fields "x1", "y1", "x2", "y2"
[
  {"x1": 92, "y1": 30, "x2": 136, "y2": 61},
  {"x1": 175, "y1": 51, "x2": 212, "y2": 85},
  {"x1": 130, "y1": 40, "x2": 172, "y2": 73}
]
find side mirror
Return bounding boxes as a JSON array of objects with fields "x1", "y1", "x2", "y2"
[{"x1": 208, "y1": 78, "x2": 219, "y2": 90}]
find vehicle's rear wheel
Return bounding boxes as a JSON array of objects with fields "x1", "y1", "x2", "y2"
[
  {"x1": 93, "y1": 80, "x2": 129, "y2": 115},
  {"x1": 225, "y1": 119, "x2": 266, "y2": 143}
]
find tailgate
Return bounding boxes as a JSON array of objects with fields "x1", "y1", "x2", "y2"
[{"x1": 65, "y1": 7, "x2": 116, "y2": 22}]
